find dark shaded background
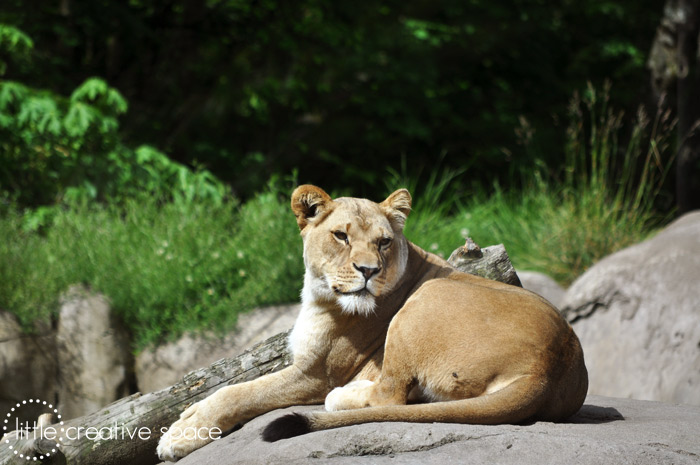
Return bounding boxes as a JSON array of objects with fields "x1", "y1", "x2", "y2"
[{"x1": 2, "y1": 0, "x2": 697, "y2": 206}]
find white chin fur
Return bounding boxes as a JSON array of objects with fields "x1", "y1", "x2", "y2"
[{"x1": 338, "y1": 293, "x2": 377, "y2": 316}]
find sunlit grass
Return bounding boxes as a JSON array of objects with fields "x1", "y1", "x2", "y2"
[{"x1": 0, "y1": 186, "x2": 304, "y2": 350}]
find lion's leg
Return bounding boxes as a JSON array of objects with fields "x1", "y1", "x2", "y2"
[
  {"x1": 324, "y1": 347, "x2": 415, "y2": 412},
  {"x1": 355, "y1": 312, "x2": 424, "y2": 407},
  {"x1": 324, "y1": 375, "x2": 414, "y2": 412},
  {"x1": 157, "y1": 365, "x2": 325, "y2": 462}
]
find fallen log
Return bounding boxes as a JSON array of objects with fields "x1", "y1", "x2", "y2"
[
  {"x1": 1, "y1": 332, "x2": 292, "y2": 465},
  {"x1": 0, "y1": 239, "x2": 517, "y2": 465}
]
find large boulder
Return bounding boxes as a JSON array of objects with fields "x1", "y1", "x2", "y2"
[
  {"x1": 516, "y1": 270, "x2": 566, "y2": 308},
  {"x1": 0, "y1": 312, "x2": 56, "y2": 425},
  {"x1": 56, "y1": 285, "x2": 132, "y2": 419},
  {"x1": 561, "y1": 211, "x2": 700, "y2": 405},
  {"x1": 135, "y1": 304, "x2": 300, "y2": 393},
  {"x1": 165, "y1": 395, "x2": 700, "y2": 464}
]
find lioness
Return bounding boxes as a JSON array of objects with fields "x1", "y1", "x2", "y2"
[{"x1": 157, "y1": 185, "x2": 588, "y2": 461}]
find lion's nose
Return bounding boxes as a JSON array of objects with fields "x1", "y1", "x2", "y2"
[{"x1": 353, "y1": 263, "x2": 380, "y2": 281}]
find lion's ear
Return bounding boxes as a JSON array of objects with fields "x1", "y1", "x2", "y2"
[
  {"x1": 291, "y1": 185, "x2": 333, "y2": 230},
  {"x1": 381, "y1": 188, "x2": 412, "y2": 229}
]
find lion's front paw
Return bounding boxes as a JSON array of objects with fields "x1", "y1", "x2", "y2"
[
  {"x1": 324, "y1": 379, "x2": 375, "y2": 411},
  {"x1": 157, "y1": 402, "x2": 223, "y2": 462}
]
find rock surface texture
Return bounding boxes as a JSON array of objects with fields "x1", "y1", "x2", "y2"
[
  {"x1": 561, "y1": 211, "x2": 700, "y2": 405},
  {"x1": 57, "y1": 285, "x2": 131, "y2": 419},
  {"x1": 516, "y1": 270, "x2": 566, "y2": 309},
  {"x1": 135, "y1": 304, "x2": 300, "y2": 393},
  {"x1": 0, "y1": 312, "x2": 56, "y2": 425},
  {"x1": 163, "y1": 396, "x2": 700, "y2": 465}
]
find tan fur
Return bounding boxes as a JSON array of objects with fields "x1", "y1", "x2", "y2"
[{"x1": 157, "y1": 185, "x2": 588, "y2": 461}]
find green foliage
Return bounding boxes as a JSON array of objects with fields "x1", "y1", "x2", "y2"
[
  {"x1": 0, "y1": 24, "x2": 32, "y2": 51},
  {"x1": 384, "y1": 160, "x2": 469, "y2": 245},
  {"x1": 0, "y1": 9, "x2": 677, "y2": 352},
  {"x1": 0, "y1": 75, "x2": 122, "y2": 205},
  {"x1": 0, "y1": 43, "x2": 226, "y2": 215},
  {"x1": 0, "y1": 1, "x2": 663, "y2": 197},
  {"x1": 0, "y1": 184, "x2": 302, "y2": 350},
  {"x1": 70, "y1": 78, "x2": 128, "y2": 115},
  {"x1": 0, "y1": 207, "x2": 59, "y2": 324},
  {"x1": 0, "y1": 24, "x2": 32, "y2": 75},
  {"x1": 397, "y1": 85, "x2": 675, "y2": 284},
  {"x1": 0, "y1": 85, "x2": 674, "y2": 351}
]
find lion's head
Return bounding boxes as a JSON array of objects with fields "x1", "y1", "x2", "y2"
[{"x1": 291, "y1": 185, "x2": 412, "y2": 316}]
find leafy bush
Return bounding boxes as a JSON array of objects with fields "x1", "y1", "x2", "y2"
[
  {"x1": 0, "y1": 76, "x2": 225, "y2": 211},
  {"x1": 0, "y1": 24, "x2": 225, "y2": 212},
  {"x1": 0, "y1": 24, "x2": 32, "y2": 75}
]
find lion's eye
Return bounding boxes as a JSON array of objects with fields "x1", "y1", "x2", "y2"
[
  {"x1": 378, "y1": 237, "x2": 392, "y2": 248},
  {"x1": 333, "y1": 231, "x2": 349, "y2": 243}
]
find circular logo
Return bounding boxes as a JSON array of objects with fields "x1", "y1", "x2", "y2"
[{"x1": 3, "y1": 399, "x2": 65, "y2": 461}]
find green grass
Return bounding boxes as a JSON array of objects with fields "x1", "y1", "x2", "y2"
[
  {"x1": 394, "y1": 174, "x2": 670, "y2": 285},
  {"x1": 0, "y1": 186, "x2": 304, "y2": 350},
  {"x1": 0, "y1": 84, "x2": 675, "y2": 349}
]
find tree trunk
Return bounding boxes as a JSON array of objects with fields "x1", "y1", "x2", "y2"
[
  {"x1": 648, "y1": 0, "x2": 700, "y2": 213},
  {"x1": 0, "y1": 240, "x2": 517, "y2": 465}
]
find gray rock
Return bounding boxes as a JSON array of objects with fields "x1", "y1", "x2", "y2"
[
  {"x1": 561, "y1": 211, "x2": 700, "y2": 405},
  {"x1": 516, "y1": 270, "x2": 566, "y2": 308},
  {"x1": 448, "y1": 242, "x2": 522, "y2": 287},
  {"x1": 56, "y1": 285, "x2": 131, "y2": 419},
  {"x1": 135, "y1": 304, "x2": 300, "y2": 393},
  {"x1": 0, "y1": 312, "x2": 56, "y2": 425},
  {"x1": 166, "y1": 395, "x2": 700, "y2": 464}
]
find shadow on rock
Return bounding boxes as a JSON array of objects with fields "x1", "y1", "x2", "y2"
[{"x1": 568, "y1": 404, "x2": 625, "y2": 424}]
